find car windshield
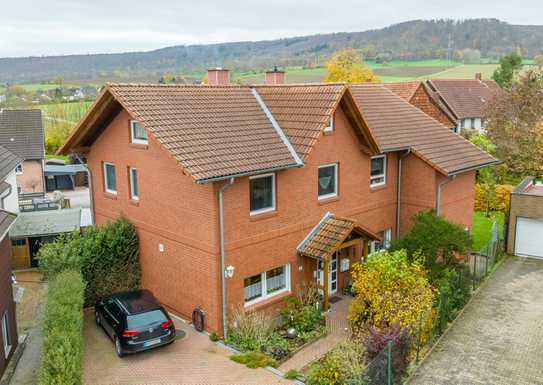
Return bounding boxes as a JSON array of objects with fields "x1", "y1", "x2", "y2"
[{"x1": 127, "y1": 310, "x2": 167, "y2": 329}]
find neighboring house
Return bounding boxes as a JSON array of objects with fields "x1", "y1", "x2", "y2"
[
  {"x1": 507, "y1": 177, "x2": 543, "y2": 259},
  {"x1": 44, "y1": 164, "x2": 88, "y2": 191},
  {"x1": 384, "y1": 81, "x2": 457, "y2": 129},
  {"x1": 58, "y1": 69, "x2": 498, "y2": 336},
  {"x1": 0, "y1": 109, "x2": 45, "y2": 195},
  {"x1": 425, "y1": 75, "x2": 501, "y2": 133},
  {"x1": 0, "y1": 146, "x2": 20, "y2": 377}
]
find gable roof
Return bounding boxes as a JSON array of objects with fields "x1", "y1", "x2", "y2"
[
  {"x1": 0, "y1": 145, "x2": 22, "y2": 182},
  {"x1": 60, "y1": 84, "x2": 302, "y2": 183},
  {"x1": 0, "y1": 109, "x2": 44, "y2": 160},
  {"x1": 426, "y1": 79, "x2": 501, "y2": 119},
  {"x1": 383, "y1": 81, "x2": 422, "y2": 101},
  {"x1": 349, "y1": 83, "x2": 499, "y2": 176}
]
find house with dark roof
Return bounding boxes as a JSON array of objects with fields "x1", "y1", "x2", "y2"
[
  {"x1": 58, "y1": 68, "x2": 498, "y2": 336},
  {"x1": 0, "y1": 109, "x2": 45, "y2": 195}
]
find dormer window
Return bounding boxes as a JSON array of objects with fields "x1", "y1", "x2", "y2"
[
  {"x1": 130, "y1": 120, "x2": 148, "y2": 145},
  {"x1": 324, "y1": 114, "x2": 334, "y2": 133}
]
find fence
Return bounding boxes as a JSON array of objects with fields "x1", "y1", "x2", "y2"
[{"x1": 469, "y1": 220, "x2": 501, "y2": 285}]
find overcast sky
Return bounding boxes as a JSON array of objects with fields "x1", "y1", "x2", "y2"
[{"x1": 1, "y1": 0, "x2": 541, "y2": 58}]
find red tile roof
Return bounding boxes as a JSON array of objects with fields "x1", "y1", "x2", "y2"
[
  {"x1": 426, "y1": 79, "x2": 501, "y2": 119},
  {"x1": 349, "y1": 83, "x2": 499, "y2": 175},
  {"x1": 383, "y1": 82, "x2": 422, "y2": 101}
]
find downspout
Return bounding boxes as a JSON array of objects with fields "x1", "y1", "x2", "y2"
[
  {"x1": 396, "y1": 149, "x2": 411, "y2": 240},
  {"x1": 436, "y1": 175, "x2": 456, "y2": 216},
  {"x1": 73, "y1": 154, "x2": 94, "y2": 225},
  {"x1": 218, "y1": 177, "x2": 235, "y2": 339}
]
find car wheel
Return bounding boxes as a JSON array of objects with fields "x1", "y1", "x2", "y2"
[
  {"x1": 115, "y1": 337, "x2": 124, "y2": 358},
  {"x1": 95, "y1": 311, "x2": 101, "y2": 326}
]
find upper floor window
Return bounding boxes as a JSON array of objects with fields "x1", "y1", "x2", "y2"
[
  {"x1": 370, "y1": 155, "x2": 386, "y2": 187},
  {"x1": 324, "y1": 114, "x2": 334, "y2": 133},
  {"x1": 129, "y1": 167, "x2": 139, "y2": 200},
  {"x1": 130, "y1": 120, "x2": 148, "y2": 145},
  {"x1": 103, "y1": 162, "x2": 117, "y2": 194},
  {"x1": 318, "y1": 163, "x2": 338, "y2": 200},
  {"x1": 15, "y1": 164, "x2": 22, "y2": 175},
  {"x1": 249, "y1": 173, "x2": 275, "y2": 215}
]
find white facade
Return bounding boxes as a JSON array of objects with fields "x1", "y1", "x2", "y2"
[
  {"x1": 457, "y1": 117, "x2": 483, "y2": 133},
  {"x1": 1, "y1": 170, "x2": 19, "y2": 213}
]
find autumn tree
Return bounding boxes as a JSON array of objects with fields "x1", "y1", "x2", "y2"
[
  {"x1": 492, "y1": 52, "x2": 523, "y2": 88},
  {"x1": 325, "y1": 48, "x2": 377, "y2": 83},
  {"x1": 486, "y1": 69, "x2": 543, "y2": 179}
]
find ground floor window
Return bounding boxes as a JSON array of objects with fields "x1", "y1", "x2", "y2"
[
  {"x1": 370, "y1": 228, "x2": 392, "y2": 254},
  {"x1": 2, "y1": 312, "x2": 11, "y2": 358},
  {"x1": 244, "y1": 264, "x2": 290, "y2": 305}
]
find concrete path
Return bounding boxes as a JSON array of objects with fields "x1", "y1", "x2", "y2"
[
  {"x1": 83, "y1": 311, "x2": 292, "y2": 385},
  {"x1": 410, "y1": 257, "x2": 543, "y2": 385}
]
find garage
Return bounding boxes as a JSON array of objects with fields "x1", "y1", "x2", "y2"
[{"x1": 515, "y1": 217, "x2": 543, "y2": 258}]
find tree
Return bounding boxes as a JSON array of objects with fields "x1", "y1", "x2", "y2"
[
  {"x1": 492, "y1": 52, "x2": 523, "y2": 88},
  {"x1": 325, "y1": 48, "x2": 378, "y2": 84},
  {"x1": 486, "y1": 69, "x2": 543, "y2": 179},
  {"x1": 462, "y1": 48, "x2": 481, "y2": 64},
  {"x1": 535, "y1": 54, "x2": 543, "y2": 70}
]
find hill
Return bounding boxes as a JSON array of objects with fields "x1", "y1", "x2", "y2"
[{"x1": 1, "y1": 18, "x2": 542, "y2": 84}]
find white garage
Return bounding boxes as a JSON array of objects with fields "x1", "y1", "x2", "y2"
[{"x1": 515, "y1": 217, "x2": 543, "y2": 259}]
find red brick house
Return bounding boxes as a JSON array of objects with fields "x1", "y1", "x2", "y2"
[{"x1": 59, "y1": 70, "x2": 498, "y2": 336}]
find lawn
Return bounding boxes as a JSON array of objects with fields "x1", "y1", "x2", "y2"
[
  {"x1": 472, "y1": 211, "x2": 505, "y2": 251},
  {"x1": 430, "y1": 64, "x2": 499, "y2": 80}
]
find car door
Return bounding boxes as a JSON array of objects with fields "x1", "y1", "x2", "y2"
[{"x1": 103, "y1": 301, "x2": 123, "y2": 339}]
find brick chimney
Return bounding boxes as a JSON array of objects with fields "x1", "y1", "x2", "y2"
[
  {"x1": 265, "y1": 66, "x2": 285, "y2": 85},
  {"x1": 475, "y1": 72, "x2": 482, "y2": 81},
  {"x1": 207, "y1": 68, "x2": 230, "y2": 85}
]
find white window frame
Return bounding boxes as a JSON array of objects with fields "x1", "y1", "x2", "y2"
[
  {"x1": 249, "y1": 173, "x2": 276, "y2": 216},
  {"x1": 244, "y1": 264, "x2": 291, "y2": 307},
  {"x1": 2, "y1": 312, "x2": 11, "y2": 358},
  {"x1": 15, "y1": 164, "x2": 23, "y2": 175},
  {"x1": 130, "y1": 120, "x2": 148, "y2": 145},
  {"x1": 318, "y1": 163, "x2": 338, "y2": 200},
  {"x1": 370, "y1": 155, "x2": 387, "y2": 188},
  {"x1": 370, "y1": 228, "x2": 392, "y2": 254},
  {"x1": 103, "y1": 162, "x2": 117, "y2": 195},
  {"x1": 323, "y1": 113, "x2": 334, "y2": 133},
  {"x1": 129, "y1": 167, "x2": 139, "y2": 201}
]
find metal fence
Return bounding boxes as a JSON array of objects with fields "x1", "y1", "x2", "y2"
[{"x1": 469, "y1": 221, "x2": 501, "y2": 285}]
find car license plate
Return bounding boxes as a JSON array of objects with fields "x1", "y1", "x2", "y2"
[{"x1": 144, "y1": 339, "x2": 161, "y2": 347}]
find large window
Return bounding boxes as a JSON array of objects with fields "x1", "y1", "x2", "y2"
[
  {"x1": 129, "y1": 167, "x2": 139, "y2": 200},
  {"x1": 103, "y1": 162, "x2": 117, "y2": 194},
  {"x1": 370, "y1": 155, "x2": 386, "y2": 187},
  {"x1": 370, "y1": 228, "x2": 392, "y2": 254},
  {"x1": 2, "y1": 312, "x2": 11, "y2": 358},
  {"x1": 249, "y1": 173, "x2": 275, "y2": 215},
  {"x1": 318, "y1": 163, "x2": 338, "y2": 199},
  {"x1": 130, "y1": 120, "x2": 148, "y2": 145},
  {"x1": 244, "y1": 265, "x2": 290, "y2": 305}
]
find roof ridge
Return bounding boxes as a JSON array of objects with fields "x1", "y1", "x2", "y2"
[{"x1": 254, "y1": 82, "x2": 345, "y2": 87}]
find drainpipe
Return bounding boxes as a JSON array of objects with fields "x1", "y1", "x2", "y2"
[
  {"x1": 73, "y1": 154, "x2": 94, "y2": 225},
  {"x1": 396, "y1": 149, "x2": 411, "y2": 240},
  {"x1": 218, "y1": 177, "x2": 234, "y2": 339},
  {"x1": 436, "y1": 175, "x2": 456, "y2": 216}
]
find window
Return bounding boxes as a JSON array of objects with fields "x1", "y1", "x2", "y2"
[
  {"x1": 130, "y1": 120, "x2": 148, "y2": 144},
  {"x1": 324, "y1": 114, "x2": 334, "y2": 133},
  {"x1": 129, "y1": 167, "x2": 139, "y2": 200},
  {"x1": 2, "y1": 312, "x2": 11, "y2": 358},
  {"x1": 370, "y1": 228, "x2": 392, "y2": 254},
  {"x1": 370, "y1": 155, "x2": 386, "y2": 187},
  {"x1": 11, "y1": 239, "x2": 26, "y2": 247},
  {"x1": 249, "y1": 173, "x2": 275, "y2": 215},
  {"x1": 103, "y1": 162, "x2": 117, "y2": 194},
  {"x1": 318, "y1": 163, "x2": 338, "y2": 199},
  {"x1": 105, "y1": 301, "x2": 123, "y2": 321},
  {"x1": 460, "y1": 119, "x2": 465, "y2": 130},
  {"x1": 15, "y1": 164, "x2": 22, "y2": 175},
  {"x1": 244, "y1": 264, "x2": 290, "y2": 305}
]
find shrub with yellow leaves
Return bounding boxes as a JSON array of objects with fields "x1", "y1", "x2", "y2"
[{"x1": 474, "y1": 183, "x2": 513, "y2": 212}]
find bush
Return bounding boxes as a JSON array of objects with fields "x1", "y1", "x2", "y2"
[
  {"x1": 226, "y1": 306, "x2": 274, "y2": 352},
  {"x1": 284, "y1": 369, "x2": 302, "y2": 380},
  {"x1": 306, "y1": 340, "x2": 365, "y2": 385},
  {"x1": 474, "y1": 184, "x2": 513, "y2": 212},
  {"x1": 281, "y1": 296, "x2": 323, "y2": 334},
  {"x1": 39, "y1": 270, "x2": 85, "y2": 385},
  {"x1": 264, "y1": 332, "x2": 289, "y2": 361},
  {"x1": 209, "y1": 331, "x2": 219, "y2": 342},
  {"x1": 230, "y1": 351, "x2": 277, "y2": 369},
  {"x1": 37, "y1": 217, "x2": 140, "y2": 306},
  {"x1": 434, "y1": 265, "x2": 471, "y2": 334}
]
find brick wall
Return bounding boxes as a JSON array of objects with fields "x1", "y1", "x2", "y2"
[
  {"x1": 0, "y1": 236, "x2": 17, "y2": 377},
  {"x1": 410, "y1": 86, "x2": 456, "y2": 129},
  {"x1": 507, "y1": 194, "x2": 543, "y2": 254}
]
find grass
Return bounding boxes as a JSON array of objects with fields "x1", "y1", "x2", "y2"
[
  {"x1": 472, "y1": 211, "x2": 505, "y2": 251},
  {"x1": 230, "y1": 351, "x2": 278, "y2": 369}
]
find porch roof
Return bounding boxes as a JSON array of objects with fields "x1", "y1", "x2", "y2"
[{"x1": 296, "y1": 212, "x2": 380, "y2": 261}]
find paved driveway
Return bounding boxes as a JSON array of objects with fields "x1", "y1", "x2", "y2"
[
  {"x1": 83, "y1": 311, "x2": 291, "y2": 385},
  {"x1": 410, "y1": 257, "x2": 543, "y2": 385}
]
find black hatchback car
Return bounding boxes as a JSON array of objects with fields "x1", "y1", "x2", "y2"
[{"x1": 95, "y1": 290, "x2": 176, "y2": 357}]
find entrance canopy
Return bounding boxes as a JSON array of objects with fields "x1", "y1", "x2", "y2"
[{"x1": 297, "y1": 212, "x2": 380, "y2": 261}]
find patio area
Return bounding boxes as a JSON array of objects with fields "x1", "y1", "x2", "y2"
[{"x1": 279, "y1": 294, "x2": 352, "y2": 372}]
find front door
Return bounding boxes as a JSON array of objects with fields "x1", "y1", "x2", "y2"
[{"x1": 317, "y1": 253, "x2": 338, "y2": 297}]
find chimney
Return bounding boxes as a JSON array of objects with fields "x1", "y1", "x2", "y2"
[
  {"x1": 265, "y1": 66, "x2": 285, "y2": 85},
  {"x1": 207, "y1": 68, "x2": 230, "y2": 86},
  {"x1": 475, "y1": 73, "x2": 482, "y2": 81}
]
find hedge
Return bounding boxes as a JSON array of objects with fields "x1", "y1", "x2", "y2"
[
  {"x1": 37, "y1": 216, "x2": 140, "y2": 306},
  {"x1": 39, "y1": 270, "x2": 85, "y2": 385}
]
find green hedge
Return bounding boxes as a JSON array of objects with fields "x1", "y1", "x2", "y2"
[
  {"x1": 40, "y1": 270, "x2": 85, "y2": 385},
  {"x1": 38, "y1": 217, "x2": 140, "y2": 306}
]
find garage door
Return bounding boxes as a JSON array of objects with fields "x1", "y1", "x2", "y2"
[{"x1": 515, "y1": 217, "x2": 543, "y2": 258}]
